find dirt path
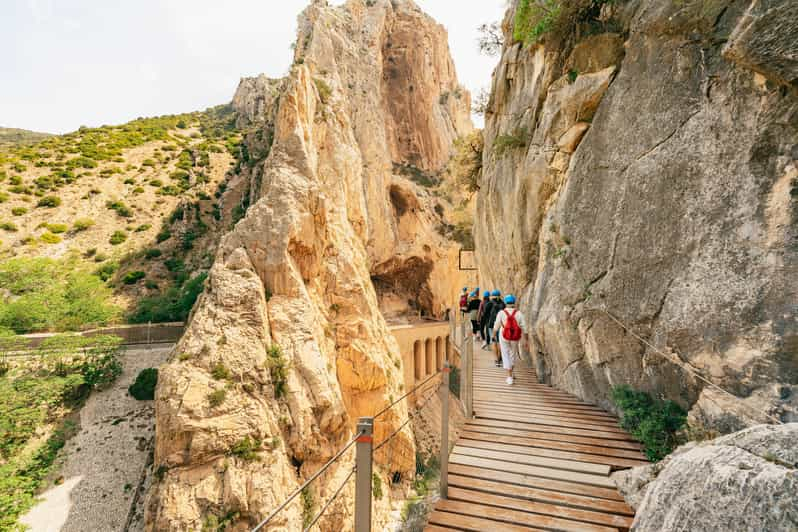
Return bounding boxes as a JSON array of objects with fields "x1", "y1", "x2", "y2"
[{"x1": 20, "y1": 345, "x2": 172, "y2": 532}]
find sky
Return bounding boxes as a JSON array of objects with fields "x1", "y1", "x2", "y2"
[{"x1": 1, "y1": 0, "x2": 507, "y2": 134}]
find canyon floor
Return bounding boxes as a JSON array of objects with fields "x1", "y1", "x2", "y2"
[{"x1": 19, "y1": 345, "x2": 172, "y2": 532}]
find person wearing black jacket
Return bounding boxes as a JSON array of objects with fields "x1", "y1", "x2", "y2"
[
  {"x1": 486, "y1": 290, "x2": 505, "y2": 367},
  {"x1": 467, "y1": 291, "x2": 482, "y2": 338},
  {"x1": 480, "y1": 291, "x2": 496, "y2": 349}
]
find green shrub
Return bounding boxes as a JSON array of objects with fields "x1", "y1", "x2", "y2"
[
  {"x1": 106, "y1": 200, "x2": 133, "y2": 218},
  {"x1": 72, "y1": 218, "x2": 95, "y2": 232},
  {"x1": 211, "y1": 362, "x2": 231, "y2": 380},
  {"x1": 45, "y1": 223, "x2": 68, "y2": 234},
  {"x1": 94, "y1": 261, "x2": 118, "y2": 281},
  {"x1": 314, "y1": 78, "x2": 333, "y2": 104},
  {"x1": 611, "y1": 385, "x2": 687, "y2": 461},
  {"x1": 0, "y1": 259, "x2": 119, "y2": 332},
  {"x1": 149, "y1": 179, "x2": 163, "y2": 187},
  {"x1": 109, "y1": 230, "x2": 127, "y2": 245},
  {"x1": 230, "y1": 436, "x2": 261, "y2": 461},
  {"x1": 122, "y1": 271, "x2": 146, "y2": 285},
  {"x1": 145, "y1": 248, "x2": 162, "y2": 259},
  {"x1": 127, "y1": 273, "x2": 207, "y2": 323},
  {"x1": 266, "y1": 345, "x2": 288, "y2": 399},
  {"x1": 207, "y1": 388, "x2": 226, "y2": 407},
  {"x1": 372, "y1": 472, "x2": 383, "y2": 499},
  {"x1": 0, "y1": 192, "x2": 9, "y2": 203},
  {"x1": 493, "y1": 127, "x2": 529, "y2": 156},
  {"x1": 135, "y1": 224, "x2": 152, "y2": 232},
  {"x1": 514, "y1": 0, "x2": 562, "y2": 45},
  {"x1": 11, "y1": 207, "x2": 27, "y2": 216},
  {"x1": 133, "y1": 186, "x2": 145, "y2": 194},
  {"x1": 128, "y1": 368, "x2": 158, "y2": 400},
  {"x1": 37, "y1": 195, "x2": 61, "y2": 208},
  {"x1": 145, "y1": 280, "x2": 158, "y2": 290},
  {"x1": 156, "y1": 228, "x2": 171, "y2": 242},
  {"x1": 39, "y1": 232, "x2": 61, "y2": 244},
  {"x1": 0, "y1": 222, "x2": 18, "y2": 232}
]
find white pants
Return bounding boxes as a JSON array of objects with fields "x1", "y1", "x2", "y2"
[{"x1": 499, "y1": 338, "x2": 519, "y2": 370}]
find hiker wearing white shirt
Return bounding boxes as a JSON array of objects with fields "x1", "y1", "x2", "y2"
[{"x1": 492, "y1": 294, "x2": 527, "y2": 385}]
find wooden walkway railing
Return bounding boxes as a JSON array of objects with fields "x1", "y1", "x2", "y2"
[{"x1": 426, "y1": 343, "x2": 649, "y2": 532}]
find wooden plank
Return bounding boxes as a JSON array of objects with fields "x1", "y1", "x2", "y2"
[
  {"x1": 449, "y1": 454, "x2": 617, "y2": 489},
  {"x1": 476, "y1": 398, "x2": 615, "y2": 416},
  {"x1": 427, "y1": 508, "x2": 545, "y2": 532},
  {"x1": 467, "y1": 417, "x2": 638, "y2": 442},
  {"x1": 434, "y1": 499, "x2": 618, "y2": 532},
  {"x1": 448, "y1": 473, "x2": 634, "y2": 516},
  {"x1": 447, "y1": 463, "x2": 624, "y2": 501},
  {"x1": 474, "y1": 391, "x2": 594, "y2": 406},
  {"x1": 474, "y1": 403, "x2": 626, "y2": 434},
  {"x1": 452, "y1": 444, "x2": 610, "y2": 475},
  {"x1": 463, "y1": 424, "x2": 642, "y2": 451},
  {"x1": 457, "y1": 437, "x2": 649, "y2": 469},
  {"x1": 475, "y1": 403, "x2": 618, "y2": 423},
  {"x1": 476, "y1": 402, "x2": 615, "y2": 419},
  {"x1": 448, "y1": 487, "x2": 634, "y2": 530},
  {"x1": 424, "y1": 526, "x2": 457, "y2": 532},
  {"x1": 459, "y1": 430, "x2": 647, "y2": 460}
]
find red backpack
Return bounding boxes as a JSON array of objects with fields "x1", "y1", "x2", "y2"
[
  {"x1": 502, "y1": 309, "x2": 522, "y2": 341},
  {"x1": 459, "y1": 294, "x2": 468, "y2": 309}
]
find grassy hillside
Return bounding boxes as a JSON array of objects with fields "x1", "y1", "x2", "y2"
[
  {"x1": 0, "y1": 127, "x2": 53, "y2": 149},
  {"x1": 0, "y1": 107, "x2": 250, "y2": 332}
]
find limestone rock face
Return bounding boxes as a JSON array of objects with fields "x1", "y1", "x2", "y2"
[
  {"x1": 476, "y1": 0, "x2": 798, "y2": 429},
  {"x1": 611, "y1": 424, "x2": 798, "y2": 531},
  {"x1": 145, "y1": 1, "x2": 471, "y2": 530}
]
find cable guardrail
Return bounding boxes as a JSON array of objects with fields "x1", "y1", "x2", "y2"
[
  {"x1": 250, "y1": 342, "x2": 460, "y2": 532},
  {"x1": 545, "y1": 240, "x2": 784, "y2": 426},
  {"x1": 251, "y1": 431, "x2": 362, "y2": 532}
]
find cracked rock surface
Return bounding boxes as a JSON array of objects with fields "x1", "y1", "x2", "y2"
[
  {"x1": 476, "y1": 0, "x2": 798, "y2": 428},
  {"x1": 612, "y1": 423, "x2": 798, "y2": 531}
]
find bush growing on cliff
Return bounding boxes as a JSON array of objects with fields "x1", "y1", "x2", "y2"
[
  {"x1": 450, "y1": 131, "x2": 483, "y2": 196},
  {"x1": 611, "y1": 385, "x2": 687, "y2": 461},
  {"x1": 494, "y1": 127, "x2": 530, "y2": 157},
  {"x1": 129, "y1": 368, "x2": 158, "y2": 400},
  {"x1": 266, "y1": 344, "x2": 288, "y2": 399}
]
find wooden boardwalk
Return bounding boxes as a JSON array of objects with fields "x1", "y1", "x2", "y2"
[{"x1": 426, "y1": 344, "x2": 648, "y2": 531}]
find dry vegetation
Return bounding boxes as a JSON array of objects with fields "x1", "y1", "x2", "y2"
[{"x1": 0, "y1": 106, "x2": 249, "y2": 328}]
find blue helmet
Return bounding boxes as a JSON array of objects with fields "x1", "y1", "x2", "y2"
[
  {"x1": 504, "y1": 294, "x2": 516, "y2": 305},
  {"x1": 491, "y1": 289, "x2": 501, "y2": 297},
  {"x1": 483, "y1": 291, "x2": 490, "y2": 298},
  {"x1": 462, "y1": 287, "x2": 468, "y2": 292}
]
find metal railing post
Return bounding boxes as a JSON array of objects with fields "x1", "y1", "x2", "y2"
[
  {"x1": 464, "y1": 335, "x2": 473, "y2": 418},
  {"x1": 440, "y1": 363, "x2": 450, "y2": 499},
  {"x1": 354, "y1": 418, "x2": 373, "y2": 532}
]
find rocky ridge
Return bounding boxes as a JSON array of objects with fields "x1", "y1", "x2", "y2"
[
  {"x1": 476, "y1": 0, "x2": 797, "y2": 430},
  {"x1": 145, "y1": 1, "x2": 471, "y2": 530}
]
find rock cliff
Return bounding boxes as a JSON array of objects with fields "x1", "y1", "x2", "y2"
[
  {"x1": 145, "y1": 0, "x2": 471, "y2": 530},
  {"x1": 476, "y1": 0, "x2": 797, "y2": 429},
  {"x1": 612, "y1": 423, "x2": 798, "y2": 531}
]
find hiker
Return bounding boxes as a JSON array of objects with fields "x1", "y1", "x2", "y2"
[
  {"x1": 492, "y1": 294, "x2": 526, "y2": 385},
  {"x1": 467, "y1": 290, "x2": 482, "y2": 339},
  {"x1": 486, "y1": 290, "x2": 505, "y2": 366},
  {"x1": 458, "y1": 287, "x2": 468, "y2": 320},
  {"x1": 477, "y1": 290, "x2": 490, "y2": 341},
  {"x1": 480, "y1": 289, "x2": 500, "y2": 350}
]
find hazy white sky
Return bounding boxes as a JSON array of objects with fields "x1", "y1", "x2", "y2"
[{"x1": 2, "y1": 0, "x2": 506, "y2": 134}]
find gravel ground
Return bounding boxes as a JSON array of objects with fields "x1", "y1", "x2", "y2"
[{"x1": 20, "y1": 345, "x2": 172, "y2": 532}]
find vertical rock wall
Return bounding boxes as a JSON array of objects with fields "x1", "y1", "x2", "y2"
[
  {"x1": 476, "y1": 0, "x2": 797, "y2": 428},
  {"x1": 145, "y1": 1, "x2": 472, "y2": 530}
]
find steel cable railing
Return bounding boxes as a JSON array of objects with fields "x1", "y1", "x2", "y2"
[
  {"x1": 251, "y1": 431, "x2": 362, "y2": 532},
  {"x1": 250, "y1": 361, "x2": 458, "y2": 532}
]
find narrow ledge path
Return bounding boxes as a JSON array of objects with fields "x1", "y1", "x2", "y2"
[{"x1": 425, "y1": 344, "x2": 648, "y2": 531}]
